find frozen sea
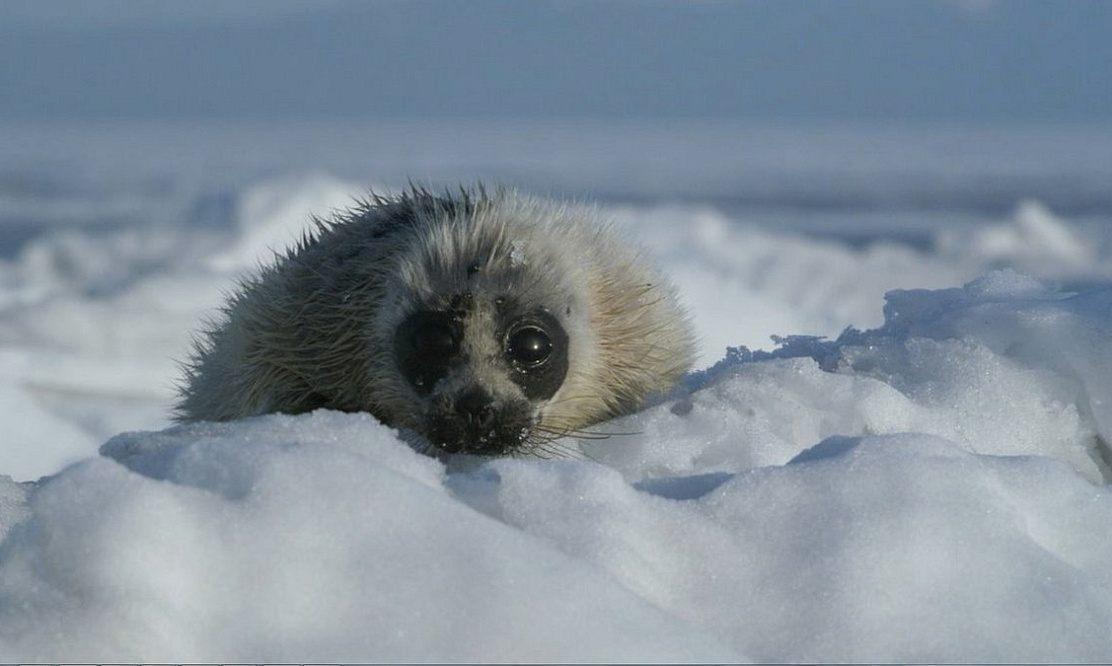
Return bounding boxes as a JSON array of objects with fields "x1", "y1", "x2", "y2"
[{"x1": 2, "y1": 119, "x2": 1112, "y2": 661}]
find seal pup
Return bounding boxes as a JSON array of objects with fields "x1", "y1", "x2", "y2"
[{"x1": 177, "y1": 186, "x2": 694, "y2": 457}]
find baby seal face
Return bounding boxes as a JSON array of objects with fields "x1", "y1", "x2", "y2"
[
  {"x1": 394, "y1": 302, "x2": 569, "y2": 455},
  {"x1": 375, "y1": 211, "x2": 590, "y2": 456}
]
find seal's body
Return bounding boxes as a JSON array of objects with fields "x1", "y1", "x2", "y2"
[{"x1": 177, "y1": 187, "x2": 694, "y2": 456}]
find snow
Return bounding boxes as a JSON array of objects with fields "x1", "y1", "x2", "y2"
[
  {"x1": 0, "y1": 414, "x2": 733, "y2": 662},
  {"x1": 3, "y1": 120, "x2": 1112, "y2": 661}
]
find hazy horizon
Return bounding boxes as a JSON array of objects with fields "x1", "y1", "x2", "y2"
[{"x1": 1, "y1": 0, "x2": 1109, "y2": 123}]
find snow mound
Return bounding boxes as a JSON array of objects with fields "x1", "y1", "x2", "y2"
[
  {"x1": 592, "y1": 270, "x2": 1111, "y2": 484},
  {"x1": 619, "y1": 203, "x2": 975, "y2": 364},
  {"x1": 0, "y1": 413, "x2": 735, "y2": 663},
  {"x1": 2, "y1": 271, "x2": 1112, "y2": 661},
  {"x1": 940, "y1": 198, "x2": 1097, "y2": 273},
  {"x1": 206, "y1": 173, "x2": 373, "y2": 272}
]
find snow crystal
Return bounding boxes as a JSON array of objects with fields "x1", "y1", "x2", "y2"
[{"x1": 510, "y1": 238, "x2": 527, "y2": 267}]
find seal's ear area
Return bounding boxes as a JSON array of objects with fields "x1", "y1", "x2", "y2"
[{"x1": 175, "y1": 185, "x2": 695, "y2": 460}]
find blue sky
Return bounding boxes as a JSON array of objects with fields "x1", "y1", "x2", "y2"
[{"x1": 1, "y1": 0, "x2": 1109, "y2": 122}]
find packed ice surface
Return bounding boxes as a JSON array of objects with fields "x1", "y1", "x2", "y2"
[
  {"x1": 3, "y1": 139, "x2": 1112, "y2": 660},
  {"x1": 3, "y1": 272, "x2": 1112, "y2": 661}
]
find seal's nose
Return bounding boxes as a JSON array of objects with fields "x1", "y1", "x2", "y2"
[
  {"x1": 427, "y1": 387, "x2": 531, "y2": 455},
  {"x1": 456, "y1": 388, "x2": 494, "y2": 432}
]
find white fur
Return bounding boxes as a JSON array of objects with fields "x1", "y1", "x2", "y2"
[{"x1": 178, "y1": 187, "x2": 695, "y2": 456}]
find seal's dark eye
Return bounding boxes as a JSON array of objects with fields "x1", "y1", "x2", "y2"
[
  {"x1": 501, "y1": 311, "x2": 568, "y2": 400},
  {"x1": 396, "y1": 311, "x2": 462, "y2": 395},
  {"x1": 413, "y1": 320, "x2": 458, "y2": 358},
  {"x1": 507, "y1": 325, "x2": 552, "y2": 368}
]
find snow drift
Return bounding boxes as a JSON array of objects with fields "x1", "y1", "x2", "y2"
[{"x1": 2, "y1": 270, "x2": 1112, "y2": 662}]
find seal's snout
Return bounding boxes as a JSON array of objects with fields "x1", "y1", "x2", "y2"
[
  {"x1": 456, "y1": 388, "x2": 495, "y2": 431},
  {"x1": 429, "y1": 388, "x2": 532, "y2": 455}
]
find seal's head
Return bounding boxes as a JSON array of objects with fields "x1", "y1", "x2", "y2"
[
  {"x1": 367, "y1": 191, "x2": 632, "y2": 456},
  {"x1": 177, "y1": 187, "x2": 694, "y2": 459}
]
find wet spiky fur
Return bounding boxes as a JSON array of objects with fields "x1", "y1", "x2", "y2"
[{"x1": 177, "y1": 186, "x2": 694, "y2": 457}]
